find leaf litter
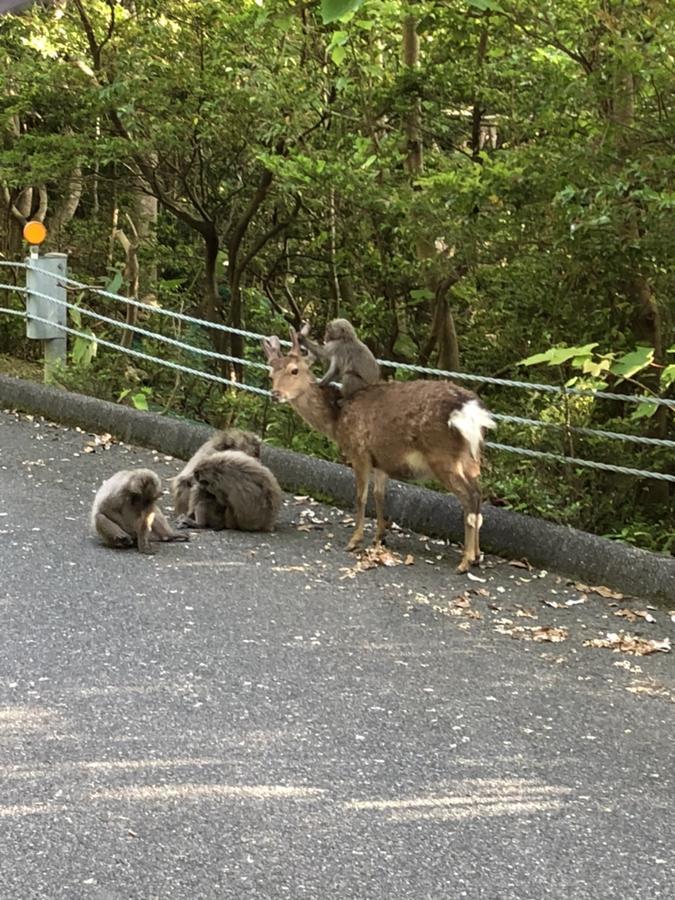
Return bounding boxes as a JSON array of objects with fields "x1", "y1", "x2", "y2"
[
  {"x1": 83, "y1": 432, "x2": 114, "y2": 453},
  {"x1": 340, "y1": 545, "x2": 414, "y2": 578},
  {"x1": 583, "y1": 632, "x2": 671, "y2": 656}
]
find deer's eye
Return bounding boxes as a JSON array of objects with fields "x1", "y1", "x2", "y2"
[{"x1": 290, "y1": 367, "x2": 299, "y2": 375}]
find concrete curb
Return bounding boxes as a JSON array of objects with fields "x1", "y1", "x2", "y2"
[{"x1": 1, "y1": 374, "x2": 673, "y2": 602}]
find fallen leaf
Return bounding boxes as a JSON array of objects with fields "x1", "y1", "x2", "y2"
[
  {"x1": 508, "y1": 559, "x2": 532, "y2": 570},
  {"x1": 583, "y1": 632, "x2": 671, "y2": 656},
  {"x1": 515, "y1": 607, "x2": 537, "y2": 619},
  {"x1": 626, "y1": 679, "x2": 675, "y2": 702},
  {"x1": 544, "y1": 600, "x2": 565, "y2": 609},
  {"x1": 573, "y1": 582, "x2": 623, "y2": 601},
  {"x1": 494, "y1": 622, "x2": 568, "y2": 643},
  {"x1": 342, "y1": 544, "x2": 406, "y2": 576},
  {"x1": 614, "y1": 608, "x2": 656, "y2": 625},
  {"x1": 565, "y1": 596, "x2": 587, "y2": 606},
  {"x1": 466, "y1": 572, "x2": 486, "y2": 583},
  {"x1": 84, "y1": 432, "x2": 114, "y2": 453},
  {"x1": 404, "y1": 554, "x2": 415, "y2": 566},
  {"x1": 670, "y1": 610, "x2": 675, "y2": 624},
  {"x1": 613, "y1": 659, "x2": 642, "y2": 674}
]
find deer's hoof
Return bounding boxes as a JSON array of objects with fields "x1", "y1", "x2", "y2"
[
  {"x1": 455, "y1": 559, "x2": 472, "y2": 574},
  {"x1": 346, "y1": 537, "x2": 363, "y2": 552}
]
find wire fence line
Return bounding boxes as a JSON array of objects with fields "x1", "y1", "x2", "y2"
[
  {"x1": 0, "y1": 259, "x2": 673, "y2": 485},
  {"x1": 5, "y1": 258, "x2": 673, "y2": 410},
  {"x1": 0, "y1": 306, "x2": 270, "y2": 396}
]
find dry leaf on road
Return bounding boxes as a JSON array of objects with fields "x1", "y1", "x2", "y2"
[
  {"x1": 494, "y1": 622, "x2": 568, "y2": 643},
  {"x1": 83, "y1": 432, "x2": 114, "y2": 453},
  {"x1": 614, "y1": 608, "x2": 656, "y2": 625},
  {"x1": 573, "y1": 582, "x2": 624, "y2": 601},
  {"x1": 583, "y1": 632, "x2": 671, "y2": 656}
]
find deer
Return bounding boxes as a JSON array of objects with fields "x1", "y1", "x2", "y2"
[{"x1": 262, "y1": 328, "x2": 496, "y2": 573}]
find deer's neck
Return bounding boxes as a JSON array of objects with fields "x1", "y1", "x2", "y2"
[{"x1": 291, "y1": 383, "x2": 339, "y2": 441}]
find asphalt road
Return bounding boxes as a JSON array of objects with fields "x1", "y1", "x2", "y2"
[{"x1": 1, "y1": 408, "x2": 674, "y2": 900}]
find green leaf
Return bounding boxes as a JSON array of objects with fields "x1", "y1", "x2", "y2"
[
  {"x1": 321, "y1": 0, "x2": 362, "y2": 25},
  {"x1": 610, "y1": 346, "x2": 654, "y2": 380},
  {"x1": 519, "y1": 343, "x2": 597, "y2": 367},
  {"x1": 660, "y1": 364, "x2": 675, "y2": 390},
  {"x1": 71, "y1": 330, "x2": 97, "y2": 366},
  {"x1": 466, "y1": 0, "x2": 504, "y2": 11},
  {"x1": 331, "y1": 44, "x2": 348, "y2": 66},
  {"x1": 105, "y1": 270, "x2": 124, "y2": 295},
  {"x1": 131, "y1": 391, "x2": 149, "y2": 411},
  {"x1": 630, "y1": 401, "x2": 658, "y2": 421},
  {"x1": 581, "y1": 357, "x2": 611, "y2": 378}
]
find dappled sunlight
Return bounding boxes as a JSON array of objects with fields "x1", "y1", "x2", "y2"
[
  {"x1": 0, "y1": 704, "x2": 66, "y2": 736},
  {"x1": 344, "y1": 777, "x2": 572, "y2": 823},
  {"x1": 92, "y1": 783, "x2": 325, "y2": 803},
  {"x1": 0, "y1": 802, "x2": 68, "y2": 819}
]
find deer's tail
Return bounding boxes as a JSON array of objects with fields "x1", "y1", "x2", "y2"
[{"x1": 448, "y1": 399, "x2": 496, "y2": 461}]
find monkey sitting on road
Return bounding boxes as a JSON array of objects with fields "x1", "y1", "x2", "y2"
[
  {"x1": 299, "y1": 318, "x2": 380, "y2": 401},
  {"x1": 171, "y1": 429, "x2": 261, "y2": 526},
  {"x1": 190, "y1": 450, "x2": 282, "y2": 532},
  {"x1": 91, "y1": 468, "x2": 189, "y2": 554}
]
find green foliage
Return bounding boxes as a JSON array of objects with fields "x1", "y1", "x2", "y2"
[{"x1": 321, "y1": 1, "x2": 364, "y2": 26}]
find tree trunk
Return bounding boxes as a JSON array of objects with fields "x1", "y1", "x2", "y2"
[
  {"x1": 611, "y1": 58, "x2": 663, "y2": 361},
  {"x1": 402, "y1": 10, "x2": 423, "y2": 177},
  {"x1": 133, "y1": 184, "x2": 158, "y2": 299}
]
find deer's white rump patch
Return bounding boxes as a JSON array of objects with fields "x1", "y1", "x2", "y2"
[{"x1": 448, "y1": 400, "x2": 496, "y2": 460}]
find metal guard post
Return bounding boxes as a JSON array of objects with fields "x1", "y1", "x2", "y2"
[{"x1": 26, "y1": 251, "x2": 68, "y2": 381}]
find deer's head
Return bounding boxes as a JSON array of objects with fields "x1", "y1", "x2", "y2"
[{"x1": 262, "y1": 329, "x2": 316, "y2": 404}]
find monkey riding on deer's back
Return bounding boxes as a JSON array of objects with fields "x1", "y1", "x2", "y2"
[{"x1": 262, "y1": 327, "x2": 496, "y2": 573}]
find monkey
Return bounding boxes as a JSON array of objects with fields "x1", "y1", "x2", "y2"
[
  {"x1": 191, "y1": 450, "x2": 282, "y2": 532},
  {"x1": 91, "y1": 468, "x2": 189, "y2": 554},
  {"x1": 171, "y1": 429, "x2": 261, "y2": 525},
  {"x1": 299, "y1": 318, "x2": 380, "y2": 400}
]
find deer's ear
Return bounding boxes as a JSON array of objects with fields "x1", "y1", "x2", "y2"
[
  {"x1": 262, "y1": 336, "x2": 281, "y2": 361},
  {"x1": 288, "y1": 327, "x2": 302, "y2": 354}
]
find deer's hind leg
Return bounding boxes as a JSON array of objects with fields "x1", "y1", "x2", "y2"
[
  {"x1": 430, "y1": 457, "x2": 483, "y2": 574},
  {"x1": 372, "y1": 469, "x2": 390, "y2": 544}
]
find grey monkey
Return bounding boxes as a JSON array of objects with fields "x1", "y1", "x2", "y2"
[
  {"x1": 171, "y1": 429, "x2": 261, "y2": 525},
  {"x1": 299, "y1": 318, "x2": 380, "y2": 399},
  {"x1": 191, "y1": 450, "x2": 282, "y2": 532},
  {"x1": 91, "y1": 468, "x2": 189, "y2": 554}
]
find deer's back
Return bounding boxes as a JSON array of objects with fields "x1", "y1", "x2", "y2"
[{"x1": 336, "y1": 380, "x2": 481, "y2": 477}]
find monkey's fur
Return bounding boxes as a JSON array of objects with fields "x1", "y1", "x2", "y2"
[
  {"x1": 91, "y1": 468, "x2": 189, "y2": 553},
  {"x1": 191, "y1": 450, "x2": 282, "y2": 532},
  {"x1": 299, "y1": 318, "x2": 380, "y2": 399},
  {"x1": 171, "y1": 429, "x2": 261, "y2": 525}
]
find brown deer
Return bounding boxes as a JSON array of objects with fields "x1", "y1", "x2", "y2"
[{"x1": 262, "y1": 329, "x2": 496, "y2": 573}]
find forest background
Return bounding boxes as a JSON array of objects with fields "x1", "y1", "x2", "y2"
[{"x1": 0, "y1": 0, "x2": 673, "y2": 553}]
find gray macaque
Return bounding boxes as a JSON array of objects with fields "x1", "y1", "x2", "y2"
[
  {"x1": 191, "y1": 450, "x2": 282, "y2": 532},
  {"x1": 171, "y1": 429, "x2": 261, "y2": 526},
  {"x1": 91, "y1": 468, "x2": 189, "y2": 554},
  {"x1": 299, "y1": 318, "x2": 380, "y2": 399}
]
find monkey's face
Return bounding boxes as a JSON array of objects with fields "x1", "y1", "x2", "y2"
[
  {"x1": 133, "y1": 472, "x2": 162, "y2": 504},
  {"x1": 324, "y1": 318, "x2": 354, "y2": 342}
]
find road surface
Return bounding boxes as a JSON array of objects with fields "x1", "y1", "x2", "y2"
[{"x1": 0, "y1": 408, "x2": 673, "y2": 899}]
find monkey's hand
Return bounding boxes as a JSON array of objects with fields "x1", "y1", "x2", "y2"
[{"x1": 174, "y1": 515, "x2": 196, "y2": 530}]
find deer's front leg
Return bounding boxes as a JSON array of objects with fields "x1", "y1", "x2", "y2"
[{"x1": 347, "y1": 458, "x2": 371, "y2": 551}]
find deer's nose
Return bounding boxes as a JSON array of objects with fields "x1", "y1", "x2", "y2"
[{"x1": 271, "y1": 390, "x2": 282, "y2": 403}]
